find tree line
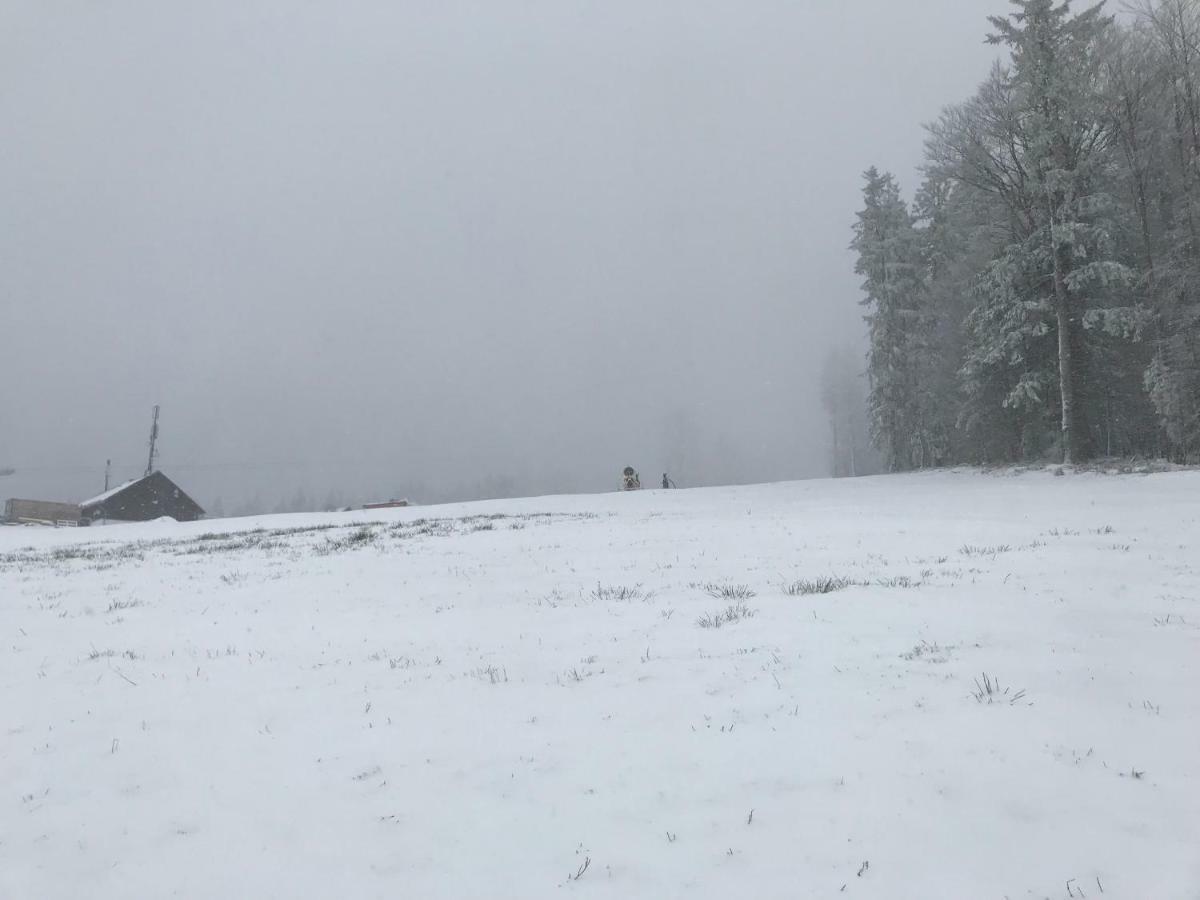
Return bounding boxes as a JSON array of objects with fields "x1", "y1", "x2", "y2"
[{"x1": 852, "y1": 0, "x2": 1200, "y2": 470}]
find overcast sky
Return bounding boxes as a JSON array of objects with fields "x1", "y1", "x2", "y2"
[{"x1": 1, "y1": 0, "x2": 1003, "y2": 511}]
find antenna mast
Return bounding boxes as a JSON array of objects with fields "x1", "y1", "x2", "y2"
[{"x1": 145, "y1": 406, "x2": 160, "y2": 477}]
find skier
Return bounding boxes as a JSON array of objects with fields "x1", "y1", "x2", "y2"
[
  {"x1": 622, "y1": 467, "x2": 641, "y2": 491},
  {"x1": 661, "y1": 473, "x2": 676, "y2": 489}
]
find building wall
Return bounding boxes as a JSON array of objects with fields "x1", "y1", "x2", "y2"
[{"x1": 4, "y1": 498, "x2": 81, "y2": 524}]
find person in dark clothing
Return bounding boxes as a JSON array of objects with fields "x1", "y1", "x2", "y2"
[{"x1": 662, "y1": 473, "x2": 676, "y2": 489}]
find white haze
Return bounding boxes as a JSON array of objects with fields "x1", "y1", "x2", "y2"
[{"x1": 1, "y1": 0, "x2": 1000, "y2": 510}]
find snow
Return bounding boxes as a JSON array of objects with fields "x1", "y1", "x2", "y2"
[{"x1": 2, "y1": 470, "x2": 1198, "y2": 898}]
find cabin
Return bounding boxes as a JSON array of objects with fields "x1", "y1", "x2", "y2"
[
  {"x1": 361, "y1": 499, "x2": 410, "y2": 510},
  {"x1": 80, "y1": 471, "x2": 205, "y2": 523},
  {"x1": 3, "y1": 498, "x2": 81, "y2": 526}
]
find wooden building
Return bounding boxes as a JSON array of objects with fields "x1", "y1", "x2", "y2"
[
  {"x1": 80, "y1": 471, "x2": 205, "y2": 523},
  {"x1": 3, "y1": 498, "x2": 81, "y2": 526},
  {"x1": 362, "y1": 499, "x2": 409, "y2": 510}
]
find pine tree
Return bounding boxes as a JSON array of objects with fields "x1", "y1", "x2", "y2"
[
  {"x1": 958, "y1": 242, "x2": 1060, "y2": 460},
  {"x1": 1135, "y1": 0, "x2": 1200, "y2": 460},
  {"x1": 911, "y1": 174, "x2": 990, "y2": 463},
  {"x1": 851, "y1": 168, "x2": 929, "y2": 470},
  {"x1": 986, "y1": 0, "x2": 1133, "y2": 463}
]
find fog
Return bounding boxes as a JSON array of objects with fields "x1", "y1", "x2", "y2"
[{"x1": 1, "y1": 0, "x2": 1001, "y2": 512}]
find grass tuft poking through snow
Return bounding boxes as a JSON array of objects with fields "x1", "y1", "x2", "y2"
[
  {"x1": 697, "y1": 601, "x2": 757, "y2": 628},
  {"x1": 783, "y1": 576, "x2": 859, "y2": 595},
  {"x1": 592, "y1": 583, "x2": 651, "y2": 603},
  {"x1": 701, "y1": 582, "x2": 756, "y2": 601},
  {"x1": 971, "y1": 672, "x2": 1027, "y2": 705},
  {"x1": 959, "y1": 543, "x2": 1012, "y2": 557}
]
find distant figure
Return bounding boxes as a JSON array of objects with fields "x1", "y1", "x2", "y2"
[
  {"x1": 662, "y1": 473, "x2": 676, "y2": 489},
  {"x1": 622, "y1": 466, "x2": 641, "y2": 491}
]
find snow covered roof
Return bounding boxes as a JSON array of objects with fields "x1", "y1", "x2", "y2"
[{"x1": 80, "y1": 476, "x2": 145, "y2": 508}]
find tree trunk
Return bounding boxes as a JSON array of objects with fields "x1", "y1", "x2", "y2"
[{"x1": 1052, "y1": 248, "x2": 1079, "y2": 465}]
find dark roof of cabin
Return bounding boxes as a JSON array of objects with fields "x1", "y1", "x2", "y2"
[{"x1": 80, "y1": 470, "x2": 205, "y2": 518}]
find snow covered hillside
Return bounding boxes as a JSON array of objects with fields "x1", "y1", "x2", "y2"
[{"x1": 2, "y1": 470, "x2": 1198, "y2": 899}]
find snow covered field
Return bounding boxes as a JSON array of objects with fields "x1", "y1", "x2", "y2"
[{"x1": 2, "y1": 470, "x2": 1198, "y2": 899}]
